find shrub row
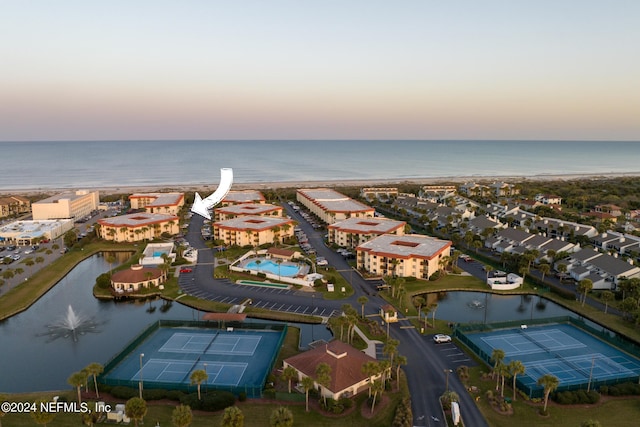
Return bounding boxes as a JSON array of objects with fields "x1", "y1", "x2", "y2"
[
  {"x1": 391, "y1": 397, "x2": 413, "y2": 427},
  {"x1": 600, "y1": 382, "x2": 640, "y2": 396},
  {"x1": 180, "y1": 391, "x2": 236, "y2": 412},
  {"x1": 109, "y1": 386, "x2": 185, "y2": 401},
  {"x1": 552, "y1": 389, "x2": 600, "y2": 405},
  {"x1": 320, "y1": 397, "x2": 353, "y2": 414}
]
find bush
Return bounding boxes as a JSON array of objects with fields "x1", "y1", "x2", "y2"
[
  {"x1": 257, "y1": 272, "x2": 267, "y2": 279},
  {"x1": 550, "y1": 284, "x2": 575, "y2": 299},
  {"x1": 110, "y1": 386, "x2": 138, "y2": 400},
  {"x1": 238, "y1": 392, "x2": 247, "y2": 402},
  {"x1": 391, "y1": 397, "x2": 412, "y2": 427},
  {"x1": 429, "y1": 271, "x2": 442, "y2": 281},
  {"x1": 96, "y1": 273, "x2": 112, "y2": 289},
  {"x1": 600, "y1": 382, "x2": 640, "y2": 396},
  {"x1": 166, "y1": 390, "x2": 185, "y2": 401},
  {"x1": 179, "y1": 391, "x2": 236, "y2": 412},
  {"x1": 553, "y1": 390, "x2": 600, "y2": 405},
  {"x1": 142, "y1": 389, "x2": 168, "y2": 401}
]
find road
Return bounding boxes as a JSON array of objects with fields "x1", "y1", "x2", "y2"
[{"x1": 179, "y1": 205, "x2": 488, "y2": 427}]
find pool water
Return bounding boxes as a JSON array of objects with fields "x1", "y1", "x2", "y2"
[{"x1": 245, "y1": 259, "x2": 301, "y2": 277}]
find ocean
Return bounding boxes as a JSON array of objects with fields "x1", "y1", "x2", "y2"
[{"x1": 0, "y1": 140, "x2": 639, "y2": 191}]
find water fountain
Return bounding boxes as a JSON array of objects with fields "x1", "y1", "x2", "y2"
[{"x1": 43, "y1": 305, "x2": 100, "y2": 342}]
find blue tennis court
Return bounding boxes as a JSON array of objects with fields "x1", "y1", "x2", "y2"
[
  {"x1": 101, "y1": 322, "x2": 286, "y2": 397},
  {"x1": 458, "y1": 322, "x2": 640, "y2": 398}
]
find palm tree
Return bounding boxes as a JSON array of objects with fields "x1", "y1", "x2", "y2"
[
  {"x1": 125, "y1": 397, "x2": 147, "y2": 427},
  {"x1": 85, "y1": 362, "x2": 104, "y2": 398},
  {"x1": 105, "y1": 254, "x2": 116, "y2": 277},
  {"x1": 472, "y1": 240, "x2": 482, "y2": 254},
  {"x1": 357, "y1": 295, "x2": 368, "y2": 318},
  {"x1": 383, "y1": 338, "x2": 399, "y2": 368},
  {"x1": 430, "y1": 302, "x2": 438, "y2": 328},
  {"x1": 537, "y1": 374, "x2": 559, "y2": 414},
  {"x1": 484, "y1": 265, "x2": 494, "y2": 281},
  {"x1": 508, "y1": 360, "x2": 526, "y2": 401},
  {"x1": 395, "y1": 354, "x2": 407, "y2": 389},
  {"x1": 282, "y1": 366, "x2": 297, "y2": 394},
  {"x1": 190, "y1": 369, "x2": 208, "y2": 400},
  {"x1": 490, "y1": 349, "x2": 505, "y2": 380},
  {"x1": 601, "y1": 290, "x2": 614, "y2": 314},
  {"x1": 538, "y1": 263, "x2": 551, "y2": 281},
  {"x1": 301, "y1": 376, "x2": 315, "y2": 412},
  {"x1": 370, "y1": 379, "x2": 384, "y2": 413},
  {"x1": 578, "y1": 278, "x2": 593, "y2": 306},
  {"x1": 362, "y1": 361, "x2": 379, "y2": 397},
  {"x1": 221, "y1": 406, "x2": 244, "y2": 427},
  {"x1": 68, "y1": 371, "x2": 87, "y2": 405},
  {"x1": 269, "y1": 406, "x2": 293, "y2": 427},
  {"x1": 171, "y1": 404, "x2": 193, "y2": 427},
  {"x1": 413, "y1": 296, "x2": 425, "y2": 320},
  {"x1": 518, "y1": 265, "x2": 529, "y2": 287},
  {"x1": 557, "y1": 263, "x2": 568, "y2": 282},
  {"x1": 315, "y1": 363, "x2": 332, "y2": 405}
]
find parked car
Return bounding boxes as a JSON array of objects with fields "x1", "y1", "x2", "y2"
[
  {"x1": 179, "y1": 267, "x2": 193, "y2": 273},
  {"x1": 433, "y1": 334, "x2": 452, "y2": 344},
  {"x1": 316, "y1": 257, "x2": 328, "y2": 266}
]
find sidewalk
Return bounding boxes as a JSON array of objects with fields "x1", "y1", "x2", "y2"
[{"x1": 353, "y1": 325, "x2": 383, "y2": 359}]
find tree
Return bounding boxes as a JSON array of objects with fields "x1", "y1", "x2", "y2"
[
  {"x1": 430, "y1": 303, "x2": 438, "y2": 328},
  {"x1": 578, "y1": 278, "x2": 593, "y2": 306},
  {"x1": 190, "y1": 369, "x2": 208, "y2": 400},
  {"x1": 282, "y1": 366, "x2": 297, "y2": 394},
  {"x1": 30, "y1": 399, "x2": 56, "y2": 427},
  {"x1": 601, "y1": 290, "x2": 614, "y2": 314},
  {"x1": 508, "y1": 360, "x2": 526, "y2": 401},
  {"x1": 383, "y1": 338, "x2": 399, "y2": 368},
  {"x1": 68, "y1": 371, "x2": 87, "y2": 405},
  {"x1": 221, "y1": 406, "x2": 244, "y2": 427},
  {"x1": 484, "y1": 265, "x2": 494, "y2": 281},
  {"x1": 581, "y1": 420, "x2": 602, "y2": 427},
  {"x1": 490, "y1": 349, "x2": 505, "y2": 380},
  {"x1": 64, "y1": 229, "x2": 77, "y2": 249},
  {"x1": 370, "y1": 379, "x2": 384, "y2": 413},
  {"x1": 269, "y1": 406, "x2": 293, "y2": 427},
  {"x1": 537, "y1": 374, "x2": 559, "y2": 414},
  {"x1": 413, "y1": 296, "x2": 425, "y2": 320},
  {"x1": 105, "y1": 253, "x2": 116, "y2": 277},
  {"x1": 497, "y1": 362, "x2": 510, "y2": 397},
  {"x1": 472, "y1": 239, "x2": 482, "y2": 254},
  {"x1": 395, "y1": 354, "x2": 407, "y2": 390},
  {"x1": 301, "y1": 376, "x2": 315, "y2": 412},
  {"x1": 362, "y1": 361, "x2": 379, "y2": 397},
  {"x1": 538, "y1": 263, "x2": 550, "y2": 281},
  {"x1": 171, "y1": 405, "x2": 193, "y2": 427},
  {"x1": 557, "y1": 263, "x2": 568, "y2": 281},
  {"x1": 357, "y1": 295, "x2": 368, "y2": 318},
  {"x1": 125, "y1": 397, "x2": 147, "y2": 427},
  {"x1": 518, "y1": 265, "x2": 529, "y2": 287},
  {"x1": 85, "y1": 362, "x2": 104, "y2": 398},
  {"x1": 315, "y1": 363, "x2": 332, "y2": 405}
]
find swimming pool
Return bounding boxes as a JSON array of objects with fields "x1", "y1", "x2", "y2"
[{"x1": 245, "y1": 259, "x2": 301, "y2": 277}]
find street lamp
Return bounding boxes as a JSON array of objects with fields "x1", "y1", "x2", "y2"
[
  {"x1": 139, "y1": 353, "x2": 145, "y2": 399},
  {"x1": 444, "y1": 369, "x2": 453, "y2": 392}
]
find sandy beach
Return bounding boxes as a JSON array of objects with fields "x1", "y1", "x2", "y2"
[{"x1": 5, "y1": 171, "x2": 640, "y2": 197}]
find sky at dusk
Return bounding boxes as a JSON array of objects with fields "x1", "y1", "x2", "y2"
[{"x1": 1, "y1": 1, "x2": 639, "y2": 141}]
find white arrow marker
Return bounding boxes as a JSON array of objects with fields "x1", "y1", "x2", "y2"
[{"x1": 191, "y1": 168, "x2": 234, "y2": 220}]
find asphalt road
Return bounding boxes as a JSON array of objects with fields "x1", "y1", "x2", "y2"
[{"x1": 180, "y1": 206, "x2": 488, "y2": 427}]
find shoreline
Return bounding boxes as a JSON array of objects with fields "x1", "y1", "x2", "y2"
[{"x1": 4, "y1": 171, "x2": 640, "y2": 196}]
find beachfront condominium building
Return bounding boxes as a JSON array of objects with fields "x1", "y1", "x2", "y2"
[
  {"x1": 296, "y1": 188, "x2": 375, "y2": 224},
  {"x1": 220, "y1": 190, "x2": 266, "y2": 206},
  {"x1": 356, "y1": 234, "x2": 452, "y2": 280},
  {"x1": 213, "y1": 215, "x2": 295, "y2": 247},
  {"x1": 129, "y1": 192, "x2": 185, "y2": 215},
  {"x1": 328, "y1": 217, "x2": 406, "y2": 249},
  {"x1": 97, "y1": 213, "x2": 179, "y2": 242},
  {"x1": 0, "y1": 195, "x2": 31, "y2": 218},
  {"x1": 214, "y1": 203, "x2": 283, "y2": 221},
  {"x1": 32, "y1": 190, "x2": 100, "y2": 220}
]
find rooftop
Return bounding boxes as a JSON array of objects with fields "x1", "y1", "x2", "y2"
[
  {"x1": 129, "y1": 192, "x2": 184, "y2": 207},
  {"x1": 98, "y1": 212, "x2": 178, "y2": 228},
  {"x1": 111, "y1": 265, "x2": 162, "y2": 283},
  {"x1": 215, "y1": 203, "x2": 281, "y2": 216},
  {"x1": 328, "y1": 217, "x2": 405, "y2": 234},
  {"x1": 298, "y1": 188, "x2": 374, "y2": 213},
  {"x1": 214, "y1": 215, "x2": 293, "y2": 231},
  {"x1": 222, "y1": 190, "x2": 265, "y2": 204},
  {"x1": 357, "y1": 234, "x2": 451, "y2": 260},
  {"x1": 34, "y1": 190, "x2": 97, "y2": 204},
  {"x1": 284, "y1": 340, "x2": 377, "y2": 393},
  {"x1": 0, "y1": 219, "x2": 73, "y2": 238}
]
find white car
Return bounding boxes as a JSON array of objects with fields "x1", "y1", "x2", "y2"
[
  {"x1": 316, "y1": 257, "x2": 328, "y2": 266},
  {"x1": 433, "y1": 334, "x2": 452, "y2": 344}
]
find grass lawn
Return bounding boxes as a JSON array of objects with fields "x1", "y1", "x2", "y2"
[
  {"x1": 463, "y1": 365, "x2": 640, "y2": 427},
  {"x1": 3, "y1": 374, "x2": 409, "y2": 427},
  {"x1": 0, "y1": 242, "x2": 139, "y2": 320}
]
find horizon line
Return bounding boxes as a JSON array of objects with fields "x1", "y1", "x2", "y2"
[{"x1": 1, "y1": 138, "x2": 639, "y2": 143}]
